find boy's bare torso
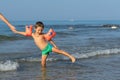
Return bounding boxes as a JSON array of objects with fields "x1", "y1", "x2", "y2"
[{"x1": 32, "y1": 33, "x2": 48, "y2": 50}]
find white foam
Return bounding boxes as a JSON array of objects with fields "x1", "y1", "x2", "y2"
[
  {"x1": 20, "y1": 57, "x2": 58, "y2": 62},
  {"x1": 73, "y1": 48, "x2": 120, "y2": 59},
  {"x1": 0, "y1": 60, "x2": 19, "y2": 71},
  {"x1": 111, "y1": 26, "x2": 118, "y2": 29},
  {"x1": 22, "y1": 57, "x2": 41, "y2": 62},
  {"x1": 68, "y1": 26, "x2": 74, "y2": 30}
]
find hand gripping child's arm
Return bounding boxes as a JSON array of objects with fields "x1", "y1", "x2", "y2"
[
  {"x1": 0, "y1": 13, "x2": 16, "y2": 32},
  {"x1": 0, "y1": 13, "x2": 32, "y2": 36}
]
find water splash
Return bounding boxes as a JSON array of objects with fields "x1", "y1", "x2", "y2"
[{"x1": 0, "y1": 60, "x2": 19, "y2": 71}]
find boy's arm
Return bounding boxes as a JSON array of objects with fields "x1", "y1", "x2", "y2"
[
  {"x1": 49, "y1": 40, "x2": 59, "y2": 49},
  {"x1": 0, "y1": 13, "x2": 26, "y2": 36},
  {"x1": 14, "y1": 25, "x2": 32, "y2": 36},
  {"x1": 14, "y1": 30, "x2": 26, "y2": 36}
]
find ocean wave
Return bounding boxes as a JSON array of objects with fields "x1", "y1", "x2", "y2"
[
  {"x1": 19, "y1": 48, "x2": 120, "y2": 62},
  {"x1": 0, "y1": 35, "x2": 28, "y2": 41},
  {"x1": 73, "y1": 48, "x2": 120, "y2": 59},
  {"x1": 0, "y1": 35, "x2": 18, "y2": 41},
  {"x1": 0, "y1": 60, "x2": 19, "y2": 71}
]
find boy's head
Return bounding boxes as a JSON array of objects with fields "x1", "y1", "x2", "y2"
[
  {"x1": 34, "y1": 21, "x2": 44, "y2": 29},
  {"x1": 34, "y1": 21, "x2": 44, "y2": 33}
]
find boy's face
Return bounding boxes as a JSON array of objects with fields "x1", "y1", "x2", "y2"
[{"x1": 35, "y1": 27, "x2": 44, "y2": 34}]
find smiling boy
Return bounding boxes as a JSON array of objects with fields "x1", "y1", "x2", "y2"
[{"x1": 0, "y1": 13, "x2": 76, "y2": 68}]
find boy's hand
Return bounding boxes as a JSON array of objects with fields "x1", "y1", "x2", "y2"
[
  {"x1": 54, "y1": 46, "x2": 59, "y2": 49},
  {"x1": 11, "y1": 28, "x2": 17, "y2": 33},
  {"x1": 10, "y1": 25, "x2": 16, "y2": 31}
]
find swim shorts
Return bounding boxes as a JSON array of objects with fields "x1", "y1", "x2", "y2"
[{"x1": 42, "y1": 43, "x2": 53, "y2": 55}]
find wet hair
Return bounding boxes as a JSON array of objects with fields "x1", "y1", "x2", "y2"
[{"x1": 34, "y1": 21, "x2": 44, "y2": 29}]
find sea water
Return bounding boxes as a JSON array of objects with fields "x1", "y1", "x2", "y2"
[{"x1": 0, "y1": 20, "x2": 120, "y2": 80}]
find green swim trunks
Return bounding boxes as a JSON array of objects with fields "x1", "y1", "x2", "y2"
[{"x1": 42, "y1": 43, "x2": 53, "y2": 55}]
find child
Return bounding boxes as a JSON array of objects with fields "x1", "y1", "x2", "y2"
[{"x1": 0, "y1": 13, "x2": 76, "y2": 68}]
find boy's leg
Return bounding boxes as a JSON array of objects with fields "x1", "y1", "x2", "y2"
[
  {"x1": 52, "y1": 48, "x2": 76, "y2": 63},
  {"x1": 41, "y1": 55, "x2": 48, "y2": 68}
]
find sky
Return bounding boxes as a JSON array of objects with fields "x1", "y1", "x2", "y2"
[{"x1": 0, "y1": 0, "x2": 120, "y2": 21}]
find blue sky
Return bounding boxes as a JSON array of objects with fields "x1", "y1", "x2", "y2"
[{"x1": 0, "y1": 0, "x2": 120, "y2": 21}]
